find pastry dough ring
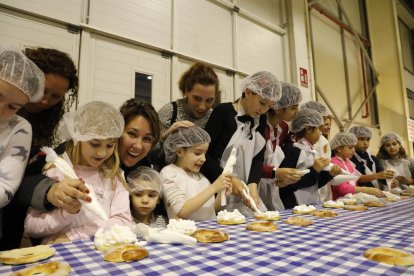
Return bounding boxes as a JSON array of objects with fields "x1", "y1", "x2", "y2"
[
  {"x1": 104, "y1": 245, "x2": 149, "y2": 263},
  {"x1": 192, "y1": 229, "x2": 229, "y2": 243},
  {"x1": 0, "y1": 245, "x2": 55, "y2": 265},
  {"x1": 364, "y1": 247, "x2": 414, "y2": 266},
  {"x1": 246, "y1": 221, "x2": 277, "y2": 232},
  {"x1": 11, "y1": 261, "x2": 71, "y2": 276}
]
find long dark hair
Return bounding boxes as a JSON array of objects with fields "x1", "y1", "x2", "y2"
[{"x1": 19, "y1": 48, "x2": 79, "y2": 148}]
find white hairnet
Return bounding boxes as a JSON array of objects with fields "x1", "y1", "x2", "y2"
[
  {"x1": 0, "y1": 46, "x2": 44, "y2": 102},
  {"x1": 380, "y1": 133, "x2": 402, "y2": 146},
  {"x1": 349, "y1": 126, "x2": 372, "y2": 138},
  {"x1": 301, "y1": 101, "x2": 331, "y2": 117},
  {"x1": 63, "y1": 101, "x2": 124, "y2": 144},
  {"x1": 163, "y1": 126, "x2": 211, "y2": 164},
  {"x1": 126, "y1": 166, "x2": 163, "y2": 194},
  {"x1": 291, "y1": 108, "x2": 323, "y2": 133},
  {"x1": 240, "y1": 71, "x2": 282, "y2": 102},
  {"x1": 272, "y1": 81, "x2": 302, "y2": 110},
  {"x1": 330, "y1": 132, "x2": 357, "y2": 149}
]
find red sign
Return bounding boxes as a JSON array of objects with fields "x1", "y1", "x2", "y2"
[{"x1": 299, "y1": 67, "x2": 308, "y2": 88}]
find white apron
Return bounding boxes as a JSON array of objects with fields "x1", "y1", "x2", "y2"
[
  {"x1": 258, "y1": 122, "x2": 285, "y2": 211},
  {"x1": 384, "y1": 159, "x2": 411, "y2": 190},
  {"x1": 314, "y1": 135, "x2": 333, "y2": 202},
  {"x1": 293, "y1": 139, "x2": 320, "y2": 205},
  {"x1": 220, "y1": 101, "x2": 266, "y2": 217}
]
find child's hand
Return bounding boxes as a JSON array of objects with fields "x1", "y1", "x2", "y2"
[
  {"x1": 361, "y1": 187, "x2": 385, "y2": 198},
  {"x1": 390, "y1": 179, "x2": 399, "y2": 189},
  {"x1": 379, "y1": 169, "x2": 396, "y2": 179},
  {"x1": 47, "y1": 179, "x2": 91, "y2": 214},
  {"x1": 274, "y1": 168, "x2": 302, "y2": 186},
  {"x1": 212, "y1": 174, "x2": 232, "y2": 193},
  {"x1": 328, "y1": 164, "x2": 342, "y2": 177},
  {"x1": 230, "y1": 177, "x2": 245, "y2": 198},
  {"x1": 396, "y1": 176, "x2": 413, "y2": 185},
  {"x1": 312, "y1": 157, "x2": 330, "y2": 172}
]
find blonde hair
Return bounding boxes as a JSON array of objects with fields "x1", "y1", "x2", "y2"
[{"x1": 65, "y1": 139, "x2": 125, "y2": 189}]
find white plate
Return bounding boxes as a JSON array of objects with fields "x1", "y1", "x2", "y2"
[{"x1": 331, "y1": 174, "x2": 359, "y2": 185}]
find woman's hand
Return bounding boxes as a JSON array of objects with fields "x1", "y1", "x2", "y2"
[
  {"x1": 47, "y1": 179, "x2": 91, "y2": 214},
  {"x1": 162, "y1": 120, "x2": 195, "y2": 140},
  {"x1": 312, "y1": 157, "x2": 330, "y2": 173},
  {"x1": 360, "y1": 187, "x2": 385, "y2": 198},
  {"x1": 274, "y1": 168, "x2": 302, "y2": 187}
]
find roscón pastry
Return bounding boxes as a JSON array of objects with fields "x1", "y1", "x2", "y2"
[
  {"x1": 255, "y1": 211, "x2": 280, "y2": 221},
  {"x1": 312, "y1": 210, "x2": 338, "y2": 218},
  {"x1": 217, "y1": 209, "x2": 246, "y2": 225},
  {"x1": 284, "y1": 217, "x2": 313, "y2": 227},
  {"x1": 292, "y1": 204, "x2": 316, "y2": 215},
  {"x1": 246, "y1": 221, "x2": 277, "y2": 232},
  {"x1": 343, "y1": 205, "x2": 368, "y2": 211},
  {"x1": 0, "y1": 245, "x2": 55, "y2": 265},
  {"x1": 11, "y1": 261, "x2": 71, "y2": 276},
  {"x1": 104, "y1": 244, "x2": 149, "y2": 263},
  {"x1": 323, "y1": 200, "x2": 344, "y2": 209},
  {"x1": 192, "y1": 229, "x2": 229, "y2": 243},
  {"x1": 364, "y1": 247, "x2": 414, "y2": 266},
  {"x1": 363, "y1": 201, "x2": 385, "y2": 207}
]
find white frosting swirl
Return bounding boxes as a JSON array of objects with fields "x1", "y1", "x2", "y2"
[
  {"x1": 383, "y1": 191, "x2": 401, "y2": 200},
  {"x1": 293, "y1": 204, "x2": 316, "y2": 213},
  {"x1": 216, "y1": 209, "x2": 246, "y2": 223},
  {"x1": 259, "y1": 211, "x2": 280, "y2": 219},
  {"x1": 167, "y1": 219, "x2": 197, "y2": 235},
  {"x1": 323, "y1": 200, "x2": 344, "y2": 207},
  {"x1": 94, "y1": 225, "x2": 142, "y2": 250}
]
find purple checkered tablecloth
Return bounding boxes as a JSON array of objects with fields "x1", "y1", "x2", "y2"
[{"x1": 2, "y1": 198, "x2": 414, "y2": 275}]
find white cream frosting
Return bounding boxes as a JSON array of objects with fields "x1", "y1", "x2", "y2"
[
  {"x1": 323, "y1": 200, "x2": 344, "y2": 207},
  {"x1": 293, "y1": 204, "x2": 316, "y2": 213},
  {"x1": 351, "y1": 192, "x2": 381, "y2": 203},
  {"x1": 258, "y1": 211, "x2": 280, "y2": 219},
  {"x1": 216, "y1": 209, "x2": 246, "y2": 222},
  {"x1": 94, "y1": 224, "x2": 143, "y2": 249},
  {"x1": 166, "y1": 219, "x2": 197, "y2": 235},
  {"x1": 383, "y1": 191, "x2": 401, "y2": 200},
  {"x1": 338, "y1": 198, "x2": 357, "y2": 205}
]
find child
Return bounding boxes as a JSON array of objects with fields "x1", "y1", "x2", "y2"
[
  {"x1": 349, "y1": 126, "x2": 395, "y2": 190},
  {"x1": 201, "y1": 71, "x2": 282, "y2": 216},
  {"x1": 161, "y1": 126, "x2": 231, "y2": 221},
  {"x1": 301, "y1": 101, "x2": 333, "y2": 202},
  {"x1": 0, "y1": 47, "x2": 44, "y2": 208},
  {"x1": 377, "y1": 133, "x2": 414, "y2": 189},
  {"x1": 330, "y1": 132, "x2": 384, "y2": 200},
  {"x1": 126, "y1": 166, "x2": 168, "y2": 228},
  {"x1": 24, "y1": 101, "x2": 132, "y2": 244},
  {"x1": 279, "y1": 108, "x2": 341, "y2": 208},
  {"x1": 259, "y1": 81, "x2": 303, "y2": 211}
]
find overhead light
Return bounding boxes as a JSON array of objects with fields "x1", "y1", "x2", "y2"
[{"x1": 147, "y1": 76, "x2": 152, "y2": 80}]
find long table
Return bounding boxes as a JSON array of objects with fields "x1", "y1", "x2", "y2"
[{"x1": 2, "y1": 198, "x2": 414, "y2": 275}]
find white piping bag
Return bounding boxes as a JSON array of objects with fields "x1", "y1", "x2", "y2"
[
  {"x1": 323, "y1": 163, "x2": 351, "y2": 175},
  {"x1": 221, "y1": 147, "x2": 237, "y2": 206},
  {"x1": 41, "y1": 147, "x2": 109, "y2": 221},
  {"x1": 240, "y1": 181, "x2": 261, "y2": 214}
]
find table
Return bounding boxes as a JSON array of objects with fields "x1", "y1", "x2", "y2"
[{"x1": 2, "y1": 198, "x2": 414, "y2": 275}]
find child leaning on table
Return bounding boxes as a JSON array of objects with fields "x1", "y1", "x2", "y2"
[
  {"x1": 24, "y1": 101, "x2": 132, "y2": 244},
  {"x1": 161, "y1": 126, "x2": 232, "y2": 221},
  {"x1": 126, "y1": 166, "x2": 168, "y2": 228},
  {"x1": 330, "y1": 132, "x2": 385, "y2": 200}
]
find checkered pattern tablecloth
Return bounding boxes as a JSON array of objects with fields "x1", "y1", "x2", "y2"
[{"x1": 2, "y1": 198, "x2": 414, "y2": 275}]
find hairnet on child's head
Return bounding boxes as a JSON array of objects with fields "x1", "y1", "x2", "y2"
[
  {"x1": 380, "y1": 133, "x2": 402, "y2": 146},
  {"x1": 272, "y1": 81, "x2": 302, "y2": 110},
  {"x1": 0, "y1": 46, "x2": 44, "y2": 102},
  {"x1": 291, "y1": 108, "x2": 323, "y2": 133},
  {"x1": 349, "y1": 126, "x2": 372, "y2": 138},
  {"x1": 126, "y1": 166, "x2": 163, "y2": 194},
  {"x1": 63, "y1": 101, "x2": 125, "y2": 144},
  {"x1": 240, "y1": 71, "x2": 282, "y2": 102},
  {"x1": 301, "y1": 101, "x2": 331, "y2": 117},
  {"x1": 163, "y1": 126, "x2": 211, "y2": 164},
  {"x1": 330, "y1": 132, "x2": 357, "y2": 149}
]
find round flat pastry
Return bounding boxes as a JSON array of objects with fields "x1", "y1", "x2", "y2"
[
  {"x1": 312, "y1": 210, "x2": 338, "y2": 218},
  {"x1": 343, "y1": 205, "x2": 368, "y2": 211},
  {"x1": 10, "y1": 261, "x2": 71, "y2": 276},
  {"x1": 386, "y1": 197, "x2": 399, "y2": 202},
  {"x1": 217, "y1": 219, "x2": 245, "y2": 225},
  {"x1": 292, "y1": 209, "x2": 315, "y2": 215},
  {"x1": 322, "y1": 202, "x2": 344, "y2": 209},
  {"x1": 364, "y1": 247, "x2": 414, "y2": 266},
  {"x1": 246, "y1": 221, "x2": 277, "y2": 232},
  {"x1": 255, "y1": 212, "x2": 280, "y2": 221},
  {"x1": 192, "y1": 229, "x2": 229, "y2": 243},
  {"x1": 284, "y1": 217, "x2": 313, "y2": 227},
  {"x1": 104, "y1": 244, "x2": 149, "y2": 263},
  {"x1": 363, "y1": 201, "x2": 385, "y2": 207},
  {"x1": 400, "y1": 195, "x2": 411, "y2": 199},
  {"x1": 0, "y1": 245, "x2": 55, "y2": 265}
]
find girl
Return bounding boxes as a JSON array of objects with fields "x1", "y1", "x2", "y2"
[
  {"x1": 127, "y1": 166, "x2": 168, "y2": 228},
  {"x1": 377, "y1": 133, "x2": 414, "y2": 189},
  {"x1": 279, "y1": 108, "x2": 341, "y2": 208},
  {"x1": 24, "y1": 101, "x2": 132, "y2": 244},
  {"x1": 349, "y1": 126, "x2": 395, "y2": 190},
  {"x1": 330, "y1": 132, "x2": 384, "y2": 200},
  {"x1": 161, "y1": 126, "x2": 231, "y2": 221},
  {"x1": 201, "y1": 71, "x2": 282, "y2": 216},
  {"x1": 0, "y1": 47, "x2": 44, "y2": 208},
  {"x1": 259, "y1": 81, "x2": 303, "y2": 211}
]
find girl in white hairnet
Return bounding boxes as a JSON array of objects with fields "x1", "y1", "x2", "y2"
[
  {"x1": 127, "y1": 166, "x2": 167, "y2": 228},
  {"x1": 259, "y1": 81, "x2": 303, "y2": 211},
  {"x1": 278, "y1": 108, "x2": 341, "y2": 208},
  {"x1": 201, "y1": 71, "x2": 282, "y2": 216},
  {"x1": 330, "y1": 132, "x2": 384, "y2": 200},
  {"x1": 377, "y1": 133, "x2": 414, "y2": 190},
  {"x1": 25, "y1": 101, "x2": 132, "y2": 244},
  {"x1": 0, "y1": 47, "x2": 44, "y2": 209},
  {"x1": 349, "y1": 126, "x2": 395, "y2": 190},
  {"x1": 161, "y1": 126, "x2": 231, "y2": 221}
]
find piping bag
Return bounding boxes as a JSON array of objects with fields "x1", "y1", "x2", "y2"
[{"x1": 221, "y1": 147, "x2": 237, "y2": 206}]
